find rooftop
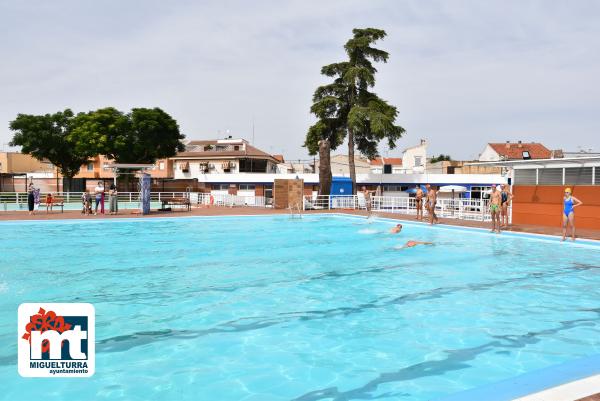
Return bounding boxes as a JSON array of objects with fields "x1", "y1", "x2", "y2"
[{"x1": 489, "y1": 142, "x2": 551, "y2": 160}]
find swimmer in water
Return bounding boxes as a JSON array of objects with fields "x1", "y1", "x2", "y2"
[
  {"x1": 390, "y1": 223, "x2": 402, "y2": 234},
  {"x1": 401, "y1": 240, "x2": 434, "y2": 249}
]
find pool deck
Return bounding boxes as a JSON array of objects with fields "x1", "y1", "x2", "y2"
[{"x1": 1, "y1": 207, "x2": 600, "y2": 241}]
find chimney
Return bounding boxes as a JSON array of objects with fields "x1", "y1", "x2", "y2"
[
  {"x1": 518, "y1": 140, "x2": 522, "y2": 148},
  {"x1": 420, "y1": 139, "x2": 426, "y2": 146},
  {"x1": 505, "y1": 141, "x2": 510, "y2": 149}
]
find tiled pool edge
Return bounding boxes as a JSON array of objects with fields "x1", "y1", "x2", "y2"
[
  {"x1": 432, "y1": 354, "x2": 600, "y2": 401},
  {"x1": 328, "y1": 213, "x2": 600, "y2": 247}
]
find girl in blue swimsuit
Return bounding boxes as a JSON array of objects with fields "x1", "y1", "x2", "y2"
[{"x1": 562, "y1": 188, "x2": 582, "y2": 241}]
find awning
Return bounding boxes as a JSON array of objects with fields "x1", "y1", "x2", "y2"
[{"x1": 438, "y1": 185, "x2": 467, "y2": 193}]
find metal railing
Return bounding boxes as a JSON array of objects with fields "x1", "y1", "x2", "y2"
[
  {"x1": 0, "y1": 192, "x2": 187, "y2": 211},
  {"x1": 303, "y1": 194, "x2": 507, "y2": 223},
  {"x1": 0, "y1": 191, "x2": 508, "y2": 222},
  {"x1": 196, "y1": 193, "x2": 267, "y2": 208}
]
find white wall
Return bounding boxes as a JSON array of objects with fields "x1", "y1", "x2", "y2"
[
  {"x1": 478, "y1": 145, "x2": 500, "y2": 162},
  {"x1": 402, "y1": 143, "x2": 427, "y2": 173}
]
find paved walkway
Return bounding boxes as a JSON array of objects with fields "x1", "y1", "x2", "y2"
[{"x1": 1, "y1": 206, "x2": 599, "y2": 241}]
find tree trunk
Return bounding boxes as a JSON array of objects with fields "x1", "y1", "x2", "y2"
[
  {"x1": 318, "y1": 139, "x2": 332, "y2": 196},
  {"x1": 347, "y1": 128, "x2": 356, "y2": 194}
]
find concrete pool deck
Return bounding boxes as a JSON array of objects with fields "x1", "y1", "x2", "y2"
[{"x1": 1, "y1": 207, "x2": 600, "y2": 241}]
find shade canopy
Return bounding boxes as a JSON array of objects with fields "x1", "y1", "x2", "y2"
[{"x1": 438, "y1": 185, "x2": 467, "y2": 193}]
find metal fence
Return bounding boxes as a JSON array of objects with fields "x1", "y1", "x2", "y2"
[
  {"x1": 0, "y1": 191, "x2": 507, "y2": 222},
  {"x1": 303, "y1": 194, "x2": 505, "y2": 223},
  {"x1": 0, "y1": 191, "x2": 269, "y2": 211}
]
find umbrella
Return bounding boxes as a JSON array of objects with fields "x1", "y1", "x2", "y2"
[
  {"x1": 438, "y1": 185, "x2": 467, "y2": 205},
  {"x1": 406, "y1": 185, "x2": 428, "y2": 194},
  {"x1": 438, "y1": 185, "x2": 467, "y2": 193}
]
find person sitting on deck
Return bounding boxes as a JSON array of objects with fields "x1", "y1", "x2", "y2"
[
  {"x1": 82, "y1": 191, "x2": 92, "y2": 215},
  {"x1": 46, "y1": 193, "x2": 54, "y2": 212}
]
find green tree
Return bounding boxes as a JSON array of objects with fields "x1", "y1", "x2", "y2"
[
  {"x1": 430, "y1": 154, "x2": 452, "y2": 163},
  {"x1": 9, "y1": 109, "x2": 96, "y2": 190},
  {"x1": 74, "y1": 107, "x2": 185, "y2": 163},
  {"x1": 306, "y1": 28, "x2": 405, "y2": 194},
  {"x1": 304, "y1": 67, "x2": 347, "y2": 194}
]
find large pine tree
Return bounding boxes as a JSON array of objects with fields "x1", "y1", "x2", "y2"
[{"x1": 305, "y1": 28, "x2": 405, "y2": 194}]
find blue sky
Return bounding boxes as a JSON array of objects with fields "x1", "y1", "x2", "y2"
[{"x1": 1, "y1": 0, "x2": 599, "y2": 160}]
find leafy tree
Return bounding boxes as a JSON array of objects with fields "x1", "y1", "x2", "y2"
[
  {"x1": 430, "y1": 154, "x2": 452, "y2": 163},
  {"x1": 73, "y1": 107, "x2": 185, "y2": 163},
  {"x1": 306, "y1": 28, "x2": 405, "y2": 194},
  {"x1": 10, "y1": 107, "x2": 185, "y2": 191},
  {"x1": 304, "y1": 75, "x2": 347, "y2": 195},
  {"x1": 9, "y1": 109, "x2": 96, "y2": 190}
]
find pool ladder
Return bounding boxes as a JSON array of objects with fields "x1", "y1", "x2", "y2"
[{"x1": 289, "y1": 203, "x2": 302, "y2": 219}]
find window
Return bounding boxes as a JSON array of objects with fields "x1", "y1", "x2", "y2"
[
  {"x1": 87, "y1": 163, "x2": 94, "y2": 171},
  {"x1": 565, "y1": 167, "x2": 593, "y2": 185},
  {"x1": 470, "y1": 186, "x2": 492, "y2": 199},
  {"x1": 212, "y1": 184, "x2": 229, "y2": 191},
  {"x1": 234, "y1": 145, "x2": 240, "y2": 151},
  {"x1": 383, "y1": 164, "x2": 392, "y2": 174},
  {"x1": 383, "y1": 185, "x2": 408, "y2": 192},
  {"x1": 514, "y1": 169, "x2": 537, "y2": 185},
  {"x1": 414, "y1": 156, "x2": 422, "y2": 166},
  {"x1": 239, "y1": 158, "x2": 268, "y2": 173},
  {"x1": 238, "y1": 184, "x2": 255, "y2": 190},
  {"x1": 522, "y1": 151, "x2": 531, "y2": 160},
  {"x1": 264, "y1": 184, "x2": 273, "y2": 199},
  {"x1": 538, "y1": 168, "x2": 563, "y2": 185},
  {"x1": 159, "y1": 162, "x2": 165, "y2": 170}
]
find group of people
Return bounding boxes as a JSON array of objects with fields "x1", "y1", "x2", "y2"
[
  {"x1": 413, "y1": 184, "x2": 439, "y2": 225},
  {"x1": 487, "y1": 184, "x2": 513, "y2": 233},
  {"x1": 364, "y1": 182, "x2": 584, "y2": 241},
  {"x1": 82, "y1": 181, "x2": 119, "y2": 215},
  {"x1": 389, "y1": 223, "x2": 434, "y2": 248}
]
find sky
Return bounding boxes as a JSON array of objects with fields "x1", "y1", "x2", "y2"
[{"x1": 1, "y1": 0, "x2": 599, "y2": 161}]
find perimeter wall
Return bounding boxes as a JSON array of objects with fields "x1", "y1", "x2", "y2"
[{"x1": 512, "y1": 185, "x2": 600, "y2": 229}]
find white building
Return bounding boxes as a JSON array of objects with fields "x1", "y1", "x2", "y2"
[{"x1": 401, "y1": 139, "x2": 428, "y2": 173}]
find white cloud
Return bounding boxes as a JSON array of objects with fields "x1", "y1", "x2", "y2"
[{"x1": 1, "y1": 0, "x2": 599, "y2": 159}]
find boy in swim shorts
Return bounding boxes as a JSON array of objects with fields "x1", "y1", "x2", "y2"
[{"x1": 489, "y1": 185, "x2": 502, "y2": 233}]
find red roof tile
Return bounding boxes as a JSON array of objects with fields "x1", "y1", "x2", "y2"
[
  {"x1": 489, "y1": 142, "x2": 551, "y2": 160},
  {"x1": 370, "y1": 157, "x2": 403, "y2": 166}
]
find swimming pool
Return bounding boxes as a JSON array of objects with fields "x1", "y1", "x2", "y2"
[{"x1": 0, "y1": 214, "x2": 599, "y2": 400}]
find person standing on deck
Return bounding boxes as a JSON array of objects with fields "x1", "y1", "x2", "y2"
[
  {"x1": 415, "y1": 185, "x2": 424, "y2": 221},
  {"x1": 489, "y1": 185, "x2": 502, "y2": 233},
  {"x1": 109, "y1": 184, "x2": 119, "y2": 215},
  {"x1": 27, "y1": 182, "x2": 35, "y2": 215},
  {"x1": 426, "y1": 186, "x2": 439, "y2": 225},
  {"x1": 562, "y1": 188, "x2": 582, "y2": 241},
  {"x1": 500, "y1": 184, "x2": 513, "y2": 228},
  {"x1": 33, "y1": 186, "x2": 41, "y2": 213},
  {"x1": 361, "y1": 186, "x2": 373, "y2": 217},
  {"x1": 94, "y1": 181, "x2": 104, "y2": 215}
]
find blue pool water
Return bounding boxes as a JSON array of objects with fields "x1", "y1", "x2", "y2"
[{"x1": 0, "y1": 214, "x2": 599, "y2": 401}]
